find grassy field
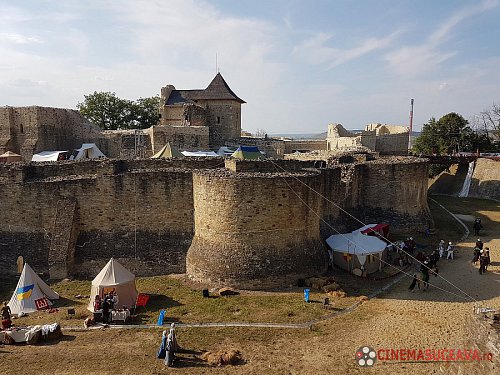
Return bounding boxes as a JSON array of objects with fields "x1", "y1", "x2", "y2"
[{"x1": 0, "y1": 275, "x2": 361, "y2": 327}]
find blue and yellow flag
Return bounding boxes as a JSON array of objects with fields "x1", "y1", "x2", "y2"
[{"x1": 16, "y1": 284, "x2": 34, "y2": 300}]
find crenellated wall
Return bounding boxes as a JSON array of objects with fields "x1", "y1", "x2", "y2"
[{"x1": 0, "y1": 156, "x2": 431, "y2": 286}]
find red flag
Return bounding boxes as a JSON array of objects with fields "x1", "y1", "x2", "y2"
[
  {"x1": 35, "y1": 297, "x2": 50, "y2": 310},
  {"x1": 135, "y1": 293, "x2": 149, "y2": 307}
]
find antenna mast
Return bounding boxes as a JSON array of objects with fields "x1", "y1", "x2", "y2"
[{"x1": 408, "y1": 98, "x2": 414, "y2": 153}]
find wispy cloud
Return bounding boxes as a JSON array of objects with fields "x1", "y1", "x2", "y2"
[
  {"x1": 0, "y1": 33, "x2": 42, "y2": 44},
  {"x1": 292, "y1": 31, "x2": 400, "y2": 69},
  {"x1": 386, "y1": 0, "x2": 499, "y2": 76}
]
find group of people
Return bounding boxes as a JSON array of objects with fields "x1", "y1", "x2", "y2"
[
  {"x1": 473, "y1": 239, "x2": 491, "y2": 274},
  {"x1": 157, "y1": 323, "x2": 179, "y2": 367},
  {"x1": 438, "y1": 239, "x2": 455, "y2": 260},
  {"x1": 93, "y1": 290, "x2": 119, "y2": 324}
]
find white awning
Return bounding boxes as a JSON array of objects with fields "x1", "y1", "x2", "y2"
[{"x1": 31, "y1": 151, "x2": 67, "y2": 162}]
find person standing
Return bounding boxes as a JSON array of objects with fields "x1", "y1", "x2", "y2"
[
  {"x1": 446, "y1": 242, "x2": 454, "y2": 260},
  {"x1": 438, "y1": 240, "x2": 446, "y2": 258},
  {"x1": 101, "y1": 298, "x2": 110, "y2": 324},
  {"x1": 484, "y1": 248, "x2": 491, "y2": 271}
]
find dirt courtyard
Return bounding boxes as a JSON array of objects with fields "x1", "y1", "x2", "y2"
[{"x1": 1, "y1": 197, "x2": 498, "y2": 374}]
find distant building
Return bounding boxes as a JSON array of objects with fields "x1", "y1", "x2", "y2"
[{"x1": 326, "y1": 123, "x2": 409, "y2": 155}]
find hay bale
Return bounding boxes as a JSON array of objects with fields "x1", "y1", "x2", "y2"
[
  {"x1": 322, "y1": 282, "x2": 341, "y2": 293},
  {"x1": 201, "y1": 349, "x2": 242, "y2": 366},
  {"x1": 328, "y1": 290, "x2": 346, "y2": 298},
  {"x1": 218, "y1": 288, "x2": 239, "y2": 296}
]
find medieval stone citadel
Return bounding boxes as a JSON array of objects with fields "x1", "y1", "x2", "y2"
[{"x1": 0, "y1": 73, "x2": 430, "y2": 289}]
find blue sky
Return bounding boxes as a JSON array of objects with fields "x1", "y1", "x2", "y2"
[{"x1": 1, "y1": 0, "x2": 499, "y2": 133}]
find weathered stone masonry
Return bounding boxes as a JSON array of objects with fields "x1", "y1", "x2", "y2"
[{"x1": 0, "y1": 157, "x2": 432, "y2": 288}]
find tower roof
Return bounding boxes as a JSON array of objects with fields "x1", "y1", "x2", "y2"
[{"x1": 165, "y1": 73, "x2": 246, "y2": 105}]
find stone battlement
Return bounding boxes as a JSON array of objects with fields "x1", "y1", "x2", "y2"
[{"x1": 0, "y1": 156, "x2": 432, "y2": 288}]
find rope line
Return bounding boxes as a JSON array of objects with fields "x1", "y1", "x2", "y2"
[{"x1": 271, "y1": 161, "x2": 479, "y2": 303}]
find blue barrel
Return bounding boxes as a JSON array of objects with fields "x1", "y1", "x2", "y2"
[
  {"x1": 157, "y1": 309, "x2": 166, "y2": 326},
  {"x1": 304, "y1": 289, "x2": 310, "y2": 302}
]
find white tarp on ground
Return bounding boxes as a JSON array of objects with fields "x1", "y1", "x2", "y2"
[
  {"x1": 181, "y1": 151, "x2": 218, "y2": 157},
  {"x1": 326, "y1": 231, "x2": 387, "y2": 255},
  {"x1": 7, "y1": 263, "x2": 60, "y2": 315},
  {"x1": 74, "y1": 143, "x2": 106, "y2": 160},
  {"x1": 87, "y1": 258, "x2": 138, "y2": 311},
  {"x1": 31, "y1": 151, "x2": 67, "y2": 162}
]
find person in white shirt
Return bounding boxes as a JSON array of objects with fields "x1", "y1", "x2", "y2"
[{"x1": 446, "y1": 242, "x2": 454, "y2": 260}]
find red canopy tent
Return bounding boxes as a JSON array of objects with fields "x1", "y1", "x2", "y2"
[{"x1": 360, "y1": 224, "x2": 389, "y2": 238}]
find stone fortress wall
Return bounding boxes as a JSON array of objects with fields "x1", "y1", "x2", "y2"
[{"x1": 0, "y1": 156, "x2": 431, "y2": 288}]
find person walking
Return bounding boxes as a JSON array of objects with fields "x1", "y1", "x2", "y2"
[
  {"x1": 446, "y1": 242, "x2": 454, "y2": 260},
  {"x1": 479, "y1": 250, "x2": 487, "y2": 274},
  {"x1": 473, "y1": 218, "x2": 482, "y2": 236}
]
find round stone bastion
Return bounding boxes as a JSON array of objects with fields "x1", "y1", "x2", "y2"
[{"x1": 186, "y1": 168, "x2": 329, "y2": 289}]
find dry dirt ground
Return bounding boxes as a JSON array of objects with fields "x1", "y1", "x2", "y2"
[{"x1": 1, "y1": 197, "x2": 498, "y2": 375}]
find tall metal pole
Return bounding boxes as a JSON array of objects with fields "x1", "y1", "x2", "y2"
[{"x1": 408, "y1": 98, "x2": 414, "y2": 153}]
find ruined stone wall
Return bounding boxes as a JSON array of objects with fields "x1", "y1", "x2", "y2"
[
  {"x1": 284, "y1": 140, "x2": 327, "y2": 153},
  {"x1": 149, "y1": 125, "x2": 209, "y2": 153},
  {"x1": 469, "y1": 158, "x2": 500, "y2": 201},
  {"x1": 0, "y1": 159, "x2": 221, "y2": 277},
  {"x1": 375, "y1": 133, "x2": 409, "y2": 155},
  {"x1": 0, "y1": 106, "x2": 102, "y2": 160},
  {"x1": 186, "y1": 168, "x2": 328, "y2": 289},
  {"x1": 359, "y1": 158, "x2": 432, "y2": 233}
]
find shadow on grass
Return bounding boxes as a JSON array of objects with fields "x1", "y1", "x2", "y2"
[{"x1": 36, "y1": 334, "x2": 77, "y2": 346}]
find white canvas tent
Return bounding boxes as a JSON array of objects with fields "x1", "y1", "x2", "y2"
[
  {"x1": 8, "y1": 263, "x2": 59, "y2": 315},
  {"x1": 87, "y1": 258, "x2": 138, "y2": 312},
  {"x1": 326, "y1": 231, "x2": 388, "y2": 274},
  {"x1": 181, "y1": 150, "x2": 218, "y2": 157},
  {"x1": 74, "y1": 143, "x2": 106, "y2": 160},
  {"x1": 31, "y1": 151, "x2": 68, "y2": 162}
]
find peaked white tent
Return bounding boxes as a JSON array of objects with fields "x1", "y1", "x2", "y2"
[
  {"x1": 75, "y1": 143, "x2": 106, "y2": 160},
  {"x1": 326, "y1": 231, "x2": 388, "y2": 274},
  {"x1": 8, "y1": 263, "x2": 60, "y2": 315},
  {"x1": 87, "y1": 258, "x2": 138, "y2": 311}
]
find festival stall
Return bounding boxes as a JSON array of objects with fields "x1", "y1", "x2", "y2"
[
  {"x1": 0, "y1": 151, "x2": 22, "y2": 163},
  {"x1": 87, "y1": 258, "x2": 138, "y2": 323},
  {"x1": 326, "y1": 231, "x2": 388, "y2": 275}
]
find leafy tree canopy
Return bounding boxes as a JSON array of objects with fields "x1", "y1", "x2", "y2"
[
  {"x1": 413, "y1": 112, "x2": 478, "y2": 155},
  {"x1": 77, "y1": 92, "x2": 160, "y2": 130}
]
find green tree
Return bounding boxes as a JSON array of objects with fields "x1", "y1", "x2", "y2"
[
  {"x1": 131, "y1": 96, "x2": 161, "y2": 129},
  {"x1": 413, "y1": 112, "x2": 474, "y2": 155},
  {"x1": 77, "y1": 92, "x2": 160, "y2": 130}
]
